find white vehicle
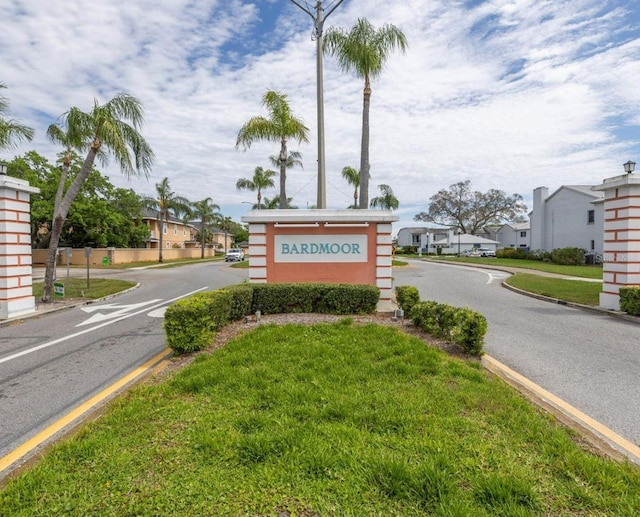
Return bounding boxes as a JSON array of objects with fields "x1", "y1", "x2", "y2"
[
  {"x1": 225, "y1": 248, "x2": 245, "y2": 262},
  {"x1": 476, "y1": 247, "x2": 496, "y2": 257}
]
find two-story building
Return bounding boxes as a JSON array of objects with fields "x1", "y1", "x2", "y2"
[{"x1": 529, "y1": 185, "x2": 603, "y2": 255}]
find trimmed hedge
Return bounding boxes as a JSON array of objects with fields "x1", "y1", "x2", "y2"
[
  {"x1": 620, "y1": 287, "x2": 640, "y2": 316},
  {"x1": 550, "y1": 247, "x2": 585, "y2": 266},
  {"x1": 165, "y1": 283, "x2": 380, "y2": 354},
  {"x1": 395, "y1": 285, "x2": 420, "y2": 315},
  {"x1": 250, "y1": 283, "x2": 379, "y2": 315},
  {"x1": 164, "y1": 290, "x2": 233, "y2": 354},
  {"x1": 409, "y1": 301, "x2": 487, "y2": 356}
]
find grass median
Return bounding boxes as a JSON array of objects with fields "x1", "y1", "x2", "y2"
[
  {"x1": 506, "y1": 273, "x2": 602, "y2": 306},
  {"x1": 31, "y1": 277, "x2": 137, "y2": 301},
  {"x1": 2, "y1": 322, "x2": 638, "y2": 515}
]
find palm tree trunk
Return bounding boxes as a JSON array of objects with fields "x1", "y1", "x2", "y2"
[
  {"x1": 279, "y1": 140, "x2": 288, "y2": 209},
  {"x1": 42, "y1": 147, "x2": 98, "y2": 303},
  {"x1": 158, "y1": 210, "x2": 165, "y2": 263},
  {"x1": 359, "y1": 81, "x2": 372, "y2": 209},
  {"x1": 200, "y1": 222, "x2": 205, "y2": 259}
]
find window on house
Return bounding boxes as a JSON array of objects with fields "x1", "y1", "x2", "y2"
[
  {"x1": 412, "y1": 234, "x2": 420, "y2": 245},
  {"x1": 520, "y1": 231, "x2": 527, "y2": 238},
  {"x1": 591, "y1": 240, "x2": 595, "y2": 250},
  {"x1": 587, "y1": 210, "x2": 595, "y2": 224},
  {"x1": 183, "y1": 228, "x2": 187, "y2": 236},
  {"x1": 174, "y1": 224, "x2": 178, "y2": 235},
  {"x1": 162, "y1": 223, "x2": 167, "y2": 234}
]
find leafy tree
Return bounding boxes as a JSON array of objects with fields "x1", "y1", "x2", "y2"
[
  {"x1": 341, "y1": 165, "x2": 360, "y2": 208},
  {"x1": 191, "y1": 197, "x2": 221, "y2": 259},
  {"x1": 324, "y1": 19, "x2": 407, "y2": 208},
  {"x1": 143, "y1": 177, "x2": 191, "y2": 263},
  {"x1": 0, "y1": 82, "x2": 34, "y2": 150},
  {"x1": 268, "y1": 150, "x2": 303, "y2": 191},
  {"x1": 414, "y1": 180, "x2": 527, "y2": 235},
  {"x1": 369, "y1": 184, "x2": 399, "y2": 210},
  {"x1": 8, "y1": 151, "x2": 149, "y2": 249},
  {"x1": 236, "y1": 166, "x2": 277, "y2": 209},
  {"x1": 236, "y1": 91, "x2": 309, "y2": 208},
  {"x1": 42, "y1": 93, "x2": 153, "y2": 302}
]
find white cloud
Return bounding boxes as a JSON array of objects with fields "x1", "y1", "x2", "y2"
[{"x1": 2, "y1": 0, "x2": 639, "y2": 231}]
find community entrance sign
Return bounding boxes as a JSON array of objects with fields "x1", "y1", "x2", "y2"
[{"x1": 241, "y1": 209, "x2": 398, "y2": 310}]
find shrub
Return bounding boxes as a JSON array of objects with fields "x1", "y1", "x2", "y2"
[
  {"x1": 395, "y1": 285, "x2": 420, "y2": 314},
  {"x1": 164, "y1": 291, "x2": 232, "y2": 354},
  {"x1": 221, "y1": 283, "x2": 254, "y2": 321},
  {"x1": 620, "y1": 287, "x2": 640, "y2": 316},
  {"x1": 409, "y1": 301, "x2": 487, "y2": 356},
  {"x1": 251, "y1": 283, "x2": 379, "y2": 315},
  {"x1": 496, "y1": 248, "x2": 528, "y2": 260},
  {"x1": 527, "y1": 249, "x2": 551, "y2": 262},
  {"x1": 550, "y1": 247, "x2": 585, "y2": 265}
]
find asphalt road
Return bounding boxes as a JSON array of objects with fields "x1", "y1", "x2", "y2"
[
  {"x1": 2, "y1": 259, "x2": 639, "y2": 475},
  {"x1": 394, "y1": 259, "x2": 640, "y2": 447},
  {"x1": 0, "y1": 261, "x2": 247, "y2": 464}
]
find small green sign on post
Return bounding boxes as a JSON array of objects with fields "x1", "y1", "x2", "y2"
[{"x1": 53, "y1": 282, "x2": 64, "y2": 298}]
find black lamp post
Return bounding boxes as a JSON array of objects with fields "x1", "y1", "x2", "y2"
[
  {"x1": 624, "y1": 160, "x2": 636, "y2": 174},
  {"x1": 0, "y1": 162, "x2": 7, "y2": 175}
]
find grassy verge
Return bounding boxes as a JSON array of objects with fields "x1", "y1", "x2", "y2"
[
  {"x1": 427, "y1": 257, "x2": 602, "y2": 279},
  {"x1": 3, "y1": 323, "x2": 638, "y2": 515},
  {"x1": 31, "y1": 278, "x2": 137, "y2": 300},
  {"x1": 506, "y1": 273, "x2": 602, "y2": 306}
]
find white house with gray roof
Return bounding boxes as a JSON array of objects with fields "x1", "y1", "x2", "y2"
[{"x1": 529, "y1": 185, "x2": 604, "y2": 255}]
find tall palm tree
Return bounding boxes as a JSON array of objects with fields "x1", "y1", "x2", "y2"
[
  {"x1": 42, "y1": 93, "x2": 154, "y2": 302},
  {"x1": 236, "y1": 166, "x2": 277, "y2": 209},
  {"x1": 144, "y1": 177, "x2": 191, "y2": 263},
  {"x1": 236, "y1": 90, "x2": 309, "y2": 208},
  {"x1": 370, "y1": 184, "x2": 399, "y2": 210},
  {"x1": 324, "y1": 19, "x2": 407, "y2": 209},
  {"x1": 341, "y1": 165, "x2": 360, "y2": 208},
  {"x1": 218, "y1": 215, "x2": 234, "y2": 254},
  {"x1": 191, "y1": 197, "x2": 221, "y2": 259},
  {"x1": 0, "y1": 82, "x2": 34, "y2": 150}
]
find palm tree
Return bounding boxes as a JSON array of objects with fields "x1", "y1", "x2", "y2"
[
  {"x1": 0, "y1": 82, "x2": 34, "y2": 150},
  {"x1": 42, "y1": 93, "x2": 154, "y2": 302},
  {"x1": 236, "y1": 166, "x2": 277, "y2": 209},
  {"x1": 341, "y1": 165, "x2": 360, "y2": 208},
  {"x1": 144, "y1": 177, "x2": 191, "y2": 263},
  {"x1": 236, "y1": 90, "x2": 309, "y2": 208},
  {"x1": 262, "y1": 196, "x2": 297, "y2": 209},
  {"x1": 191, "y1": 197, "x2": 221, "y2": 259},
  {"x1": 268, "y1": 150, "x2": 303, "y2": 184},
  {"x1": 218, "y1": 215, "x2": 234, "y2": 254},
  {"x1": 370, "y1": 184, "x2": 399, "y2": 210},
  {"x1": 324, "y1": 19, "x2": 407, "y2": 209}
]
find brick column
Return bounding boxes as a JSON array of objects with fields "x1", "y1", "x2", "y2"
[
  {"x1": 593, "y1": 173, "x2": 640, "y2": 310},
  {"x1": 0, "y1": 174, "x2": 40, "y2": 319}
]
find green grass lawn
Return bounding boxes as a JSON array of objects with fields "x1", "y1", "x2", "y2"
[
  {"x1": 3, "y1": 322, "x2": 638, "y2": 515},
  {"x1": 506, "y1": 273, "x2": 602, "y2": 306},
  {"x1": 426, "y1": 256, "x2": 603, "y2": 279},
  {"x1": 31, "y1": 277, "x2": 137, "y2": 300}
]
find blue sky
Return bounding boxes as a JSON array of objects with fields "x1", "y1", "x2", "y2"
[{"x1": 2, "y1": 0, "x2": 640, "y2": 232}]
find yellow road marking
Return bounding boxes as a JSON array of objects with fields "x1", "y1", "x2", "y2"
[
  {"x1": 483, "y1": 355, "x2": 640, "y2": 464},
  {"x1": 0, "y1": 349, "x2": 173, "y2": 474}
]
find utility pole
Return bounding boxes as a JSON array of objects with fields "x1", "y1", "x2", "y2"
[{"x1": 289, "y1": 0, "x2": 345, "y2": 209}]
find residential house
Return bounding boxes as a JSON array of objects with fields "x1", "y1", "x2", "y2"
[
  {"x1": 529, "y1": 185, "x2": 603, "y2": 254},
  {"x1": 431, "y1": 231, "x2": 500, "y2": 255},
  {"x1": 396, "y1": 227, "x2": 449, "y2": 252},
  {"x1": 141, "y1": 209, "x2": 197, "y2": 249},
  {"x1": 494, "y1": 222, "x2": 531, "y2": 250}
]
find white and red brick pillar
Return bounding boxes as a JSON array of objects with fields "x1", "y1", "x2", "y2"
[
  {"x1": 593, "y1": 172, "x2": 640, "y2": 310},
  {"x1": 241, "y1": 209, "x2": 399, "y2": 311},
  {"x1": 0, "y1": 173, "x2": 40, "y2": 319}
]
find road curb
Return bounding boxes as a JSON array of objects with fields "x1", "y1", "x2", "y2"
[{"x1": 483, "y1": 355, "x2": 640, "y2": 465}]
